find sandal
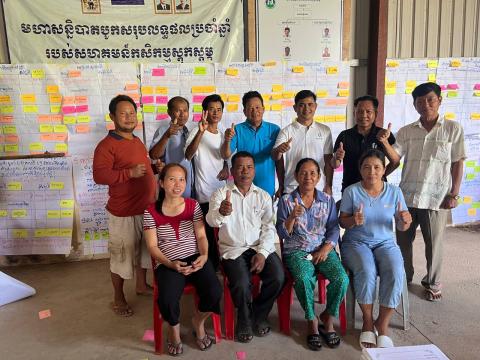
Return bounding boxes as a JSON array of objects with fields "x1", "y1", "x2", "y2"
[
  {"x1": 109, "y1": 302, "x2": 133, "y2": 317},
  {"x1": 194, "y1": 333, "x2": 214, "y2": 351},
  {"x1": 306, "y1": 334, "x2": 322, "y2": 351},
  {"x1": 254, "y1": 321, "x2": 271, "y2": 337},
  {"x1": 167, "y1": 341, "x2": 183, "y2": 356},
  {"x1": 318, "y1": 324, "x2": 341, "y2": 348},
  {"x1": 236, "y1": 324, "x2": 253, "y2": 343},
  {"x1": 359, "y1": 331, "x2": 377, "y2": 349},
  {"x1": 425, "y1": 288, "x2": 442, "y2": 302}
]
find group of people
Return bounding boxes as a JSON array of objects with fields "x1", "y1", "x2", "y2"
[{"x1": 93, "y1": 81, "x2": 465, "y2": 355}]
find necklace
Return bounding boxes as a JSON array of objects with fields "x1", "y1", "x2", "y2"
[{"x1": 361, "y1": 183, "x2": 384, "y2": 207}]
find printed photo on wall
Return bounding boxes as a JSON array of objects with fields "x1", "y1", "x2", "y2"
[
  {"x1": 81, "y1": 0, "x2": 101, "y2": 14},
  {"x1": 154, "y1": 0, "x2": 173, "y2": 14},
  {"x1": 174, "y1": 0, "x2": 191, "y2": 13}
]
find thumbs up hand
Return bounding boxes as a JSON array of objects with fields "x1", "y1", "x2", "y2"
[
  {"x1": 335, "y1": 141, "x2": 345, "y2": 162},
  {"x1": 395, "y1": 201, "x2": 412, "y2": 229},
  {"x1": 219, "y1": 190, "x2": 233, "y2": 216},
  {"x1": 289, "y1": 197, "x2": 304, "y2": 222},
  {"x1": 225, "y1": 122, "x2": 236, "y2": 141},
  {"x1": 353, "y1": 203, "x2": 364, "y2": 226},
  {"x1": 377, "y1": 122, "x2": 392, "y2": 144},
  {"x1": 167, "y1": 117, "x2": 180, "y2": 137},
  {"x1": 277, "y1": 137, "x2": 293, "y2": 154}
]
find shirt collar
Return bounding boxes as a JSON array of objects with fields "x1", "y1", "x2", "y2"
[
  {"x1": 292, "y1": 188, "x2": 329, "y2": 204},
  {"x1": 414, "y1": 115, "x2": 444, "y2": 128},
  {"x1": 245, "y1": 119, "x2": 264, "y2": 131},
  {"x1": 229, "y1": 181, "x2": 259, "y2": 196},
  {"x1": 108, "y1": 130, "x2": 136, "y2": 140}
]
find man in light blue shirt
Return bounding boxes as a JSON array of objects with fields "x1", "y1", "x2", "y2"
[{"x1": 220, "y1": 91, "x2": 283, "y2": 197}]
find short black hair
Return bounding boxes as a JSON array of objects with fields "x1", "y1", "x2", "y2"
[
  {"x1": 231, "y1": 151, "x2": 255, "y2": 168},
  {"x1": 242, "y1": 91, "x2": 264, "y2": 108},
  {"x1": 167, "y1": 96, "x2": 189, "y2": 111},
  {"x1": 109, "y1": 95, "x2": 137, "y2": 114},
  {"x1": 354, "y1": 95, "x2": 379, "y2": 109},
  {"x1": 294, "y1": 157, "x2": 320, "y2": 175},
  {"x1": 412, "y1": 82, "x2": 441, "y2": 100},
  {"x1": 284, "y1": 27, "x2": 290, "y2": 31},
  {"x1": 358, "y1": 149, "x2": 386, "y2": 169},
  {"x1": 294, "y1": 90, "x2": 316, "y2": 104},
  {"x1": 202, "y1": 94, "x2": 224, "y2": 111}
]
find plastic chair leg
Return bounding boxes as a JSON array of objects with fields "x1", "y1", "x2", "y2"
[
  {"x1": 277, "y1": 280, "x2": 293, "y2": 335},
  {"x1": 402, "y1": 274, "x2": 410, "y2": 330},
  {"x1": 153, "y1": 292, "x2": 163, "y2": 354},
  {"x1": 318, "y1": 278, "x2": 327, "y2": 304},
  {"x1": 339, "y1": 297, "x2": 347, "y2": 336},
  {"x1": 224, "y1": 277, "x2": 235, "y2": 340}
]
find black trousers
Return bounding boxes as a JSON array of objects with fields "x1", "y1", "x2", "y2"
[
  {"x1": 199, "y1": 202, "x2": 220, "y2": 271},
  {"x1": 222, "y1": 249, "x2": 285, "y2": 328},
  {"x1": 155, "y1": 254, "x2": 222, "y2": 326}
]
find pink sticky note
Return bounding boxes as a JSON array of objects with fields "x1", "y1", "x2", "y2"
[
  {"x1": 76, "y1": 105, "x2": 89, "y2": 113},
  {"x1": 334, "y1": 164, "x2": 344, "y2": 172},
  {"x1": 447, "y1": 83, "x2": 459, "y2": 90},
  {"x1": 439, "y1": 85, "x2": 447, "y2": 90},
  {"x1": 192, "y1": 95, "x2": 206, "y2": 103},
  {"x1": 156, "y1": 96, "x2": 169, "y2": 104},
  {"x1": 152, "y1": 68, "x2": 165, "y2": 76},
  {"x1": 474, "y1": 84, "x2": 480, "y2": 90},
  {"x1": 142, "y1": 96, "x2": 154, "y2": 104},
  {"x1": 38, "y1": 309, "x2": 51, "y2": 320},
  {"x1": 236, "y1": 351, "x2": 246, "y2": 360},
  {"x1": 62, "y1": 106, "x2": 76, "y2": 114},
  {"x1": 156, "y1": 114, "x2": 170, "y2": 121},
  {"x1": 142, "y1": 329, "x2": 155, "y2": 342},
  {"x1": 193, "y1": 113, "x2": 202, "y2": 122}
]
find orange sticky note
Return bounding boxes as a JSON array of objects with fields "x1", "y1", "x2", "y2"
[
  {"x1": 141, "y1": 86, "x2": 154, "y2": 95},
  {"x1": 40, "y1": 134, "x2": 55, "y2": 141},
  {"x1": 226, "y1": 68, "x2": 239, "y2": 76},
  {"x1": 38, "y1": 310, "x2": 51, "y2": 320},
  {"x1": 155, "y1": 86, "x2": 168, "y2": 94},
  {"x1": 316, "y1": 90, "x2": 329, "y2": 98},
  {"x1": 62, "y1": 96, "x2": 75, "y2": 105},
  {"x1": 0, "y1": 95, "x2": 11, "y2": 104},
  {"x1": 49, "y1": 94, "x2": 62, "y2": 103},
  {"x1": 226, "y1": 104, "x2": 238, "y2": 112},
  {"x1": 75, "y1": 96, "x2": 88, "y2": 104},
  {"x1": 21, "y1": 94, "x2": 36, "y2": 104},
  {"x1": 326, "y1": 67, "x2": 338, "y2": 74},
  {"x1": 338, "y1": 82, "x2": 349, "y2": 89},
  {"x1": 292, "y1": 66, "x2": 304, "y2": 73},
  {"x1": 125, "y1": 83, "x2": 139, "y2": 91},
  {"x1": 5, "y1": 134, "x2": 19, "y2": 143},
  {"x1": 76, "y1": 124, "x2": 90, "y2": 133},
  {"x1": 68, "y1": 70, "x2": 81, "y2": 77},
  {"x1": 46, "y1": 85, "x2": 59, "y2": 94}
]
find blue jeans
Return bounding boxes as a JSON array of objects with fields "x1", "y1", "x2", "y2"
[{"x1": 341, "y1": 240, "x2": 404, "y2": 308}]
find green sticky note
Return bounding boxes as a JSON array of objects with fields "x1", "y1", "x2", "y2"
[
  {"x1": 193, "y1": 66, "x2": 207, "y2": 75},
  {"x1": 472, "y1": 202, "x2": 480, "y2": 209},
  {"x1": 156, "y1": 105, "x2": 168, "y2": 114},
  {"x1": 84, "y1": 232, "x2": 91, "y2": 241},
  {"x1": 466, "y1": 161, "x2": 476, "y2": 167},
  {"x1": 143, "y1": 105, "x2": 155, "y2": 113},
  {"x1": 193, "y1": 105, "x2": 203, "y2": 113},
  {"x1": 474, "y1": 166, "x2": 480, "y2": 173},
  {"x1": 447, "y1": 91, "x2": 458, "y2": 98},
  {"x1": 466, "y1": 173, "x2": 475, "y2": 180}
]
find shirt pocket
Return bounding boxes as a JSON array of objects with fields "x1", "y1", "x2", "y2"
[{"x1": 433, "y1": 141, "x2": 452, "y2": 163}]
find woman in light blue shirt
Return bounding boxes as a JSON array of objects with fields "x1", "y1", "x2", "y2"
[{"x1": 339, "y1": 149, "x2": 412, "y2": 349}]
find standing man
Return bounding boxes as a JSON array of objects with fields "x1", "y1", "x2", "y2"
[
  {"x1": 221, "y1": 91, "x2": 283, "y2": 198},
  {"x1": 390, "y1": 82, "x2": 466, "y2": 301},
  {"x1": 206, "y1": 151, "x2": 285, "y2": 343},
  {"x1": 93, "y1": 95, "x2": 158, "y2": 316},
  {"x1": 149, "y1": 96, "x2": 194, "y2": 198},
  {"x1": 272, "y1": 89, "x2": 334, "y2": 195},
  {"x1": 331, "y1": 95, "x2": 397, "y2": 193}
]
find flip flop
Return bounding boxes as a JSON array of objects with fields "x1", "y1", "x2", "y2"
[
  {"x1": 110, "y1": 302, "x2": 133, "y2": 317},
  {"x1": 425, "y1": 288, "x2": 442, "y2": 301},
  {"x1": 236, "y1": 324, "x2": 253, "y2": 343},
  {"x1": 306, "y1": 334, "x2": 322, "y2": 351},
  {"x1": 254, "y1": 320, "x2": 271, "y2": 337},
  {"x1": 318, "y1": 324, "x2": 341, "y2": 348},
  {"x1": 167, "y1": 341, "x2": 183, "y2": 356},
  {"x1": 359, "y1": 331, "x2": 377, "y2": 349},
  {"x1": 377, "y1": 335, "x2": 394, "y2": 348},
  {"x1": 136, "y1": 284, "x2": 154, "y2": 296}
]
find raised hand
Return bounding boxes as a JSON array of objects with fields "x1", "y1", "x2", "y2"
[
  {"x1": 219, "y1": 190, "x2": 233, "y2": 216},
  {"x1": 276, "y1": 137, "x2": 293, "y2": 154},
  {"x1": 199, "y1": 110, "x2": 208, "y2": 132},
  {"x1": 225, "y1": 122, "x2": 235, "y2": 141},
  {"x1": 154, "y1": 159, "x2": 165, "y2": 174},
  {"x1": 335, "y1": 141, "x2": 345, "y2": 162},
  {"x1": 395, "y1": 201, "x2": 412, "y2": 227},
  {"x1": 166, "y1": 118, "x2": 180, "y2": 137},
  {"x1": 377, "y1": 123, "x2": 392, "y2": 144},
  {"x1": 353, "y1": 203, "x2": 364, "y2": 226},
  {"x1": 129, "y1": 163, "x2": 147, "y2": 178},
  {"x1": 290, "y1": 198, "x2": 304, "y2": 220}
]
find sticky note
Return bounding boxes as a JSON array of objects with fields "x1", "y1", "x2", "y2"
[
  {"x1": 54, "y1": 125, "x2": 68, "y2": 133},
  {"x1": 0, "y1": 105, "x2": 14, "y2": 115},
  {"x1": 427, "y1": 60, "x2": 438, "y2": 68},
  {"x1": 226, "y1": 104, "x2": 238, "y2": 112},
  {"x1": 281, "y1": 99, "x2": 294, "y2": 107},
  {"x1": 474, "y1": 91, "x2": 480, "y2": 97},
  {"x1": 76, "y1": 124, "x2": 90, "y2": 133},
  {"x1": 473, "y1": 202, "x2": 480, "y2": 209},
  {"x1": 261, "y1": 93, "x2": 270, "y2": 100},
  {"x1": 466, "y1": 161, "x2": 476, "y2": 167},
  {"x1": 59, "y1": 199, "x2": 74, "y2": 208},
  {"x1": 142, "y1": 95, "x2": 154, "y2": 104},
  {"x1": 444, "y1": 112, "x2": 456, "y2": 120},
  {"x1": 193, "y1": 66, "x2": 207, "y2": 75},
  {"x1": 7, "y1": 182, "x2": 22, "y2": 190},
  {"x1": 12, "y1": 229, "x2": 28, "y2": 238},
  {"x1": 47, "y1": 210, "x2": 61, "y2": 219},
  {"x1": 385, "y1": 88, "x2": 396, "y2": 95},
  {"x1": 40, "y1": 134, "x2": 55, "y2": 141},
  {"x1": 152, "y1": 68, "x2": 166, "y2": 76},
  {"x1": 101, "y1": 230, "x2": 109, "y2": 239},
  {"x1": 50, "y1": 182, "x2": 64, "y2": 190},
  {"x1": 76, "y1": 115, "x2": 90, "y2": 123},
  {"x1": 125, "y1": 83, "x2": 138, "y2": 91},
  {"x1": 5, "y1": 144, "x2": 18, "y2": 152},
  {"x1": 141, "y1": 86, "x2": 154, "y2": 95},
  {"x1": 0, "y1": 210, "x2": 7, "y2": 217},
  {"x1": 325, "y1": 115, "x2": 336, "y2": 122},
  {"x1": 387, "y1": 60, "x2": 399, "y2": 67},
  {"x1": 68, "y1": 70, "x2": 81, "y2": 77},
  {"x1": 226, "y1": 68, "x2": 239, "y2": 76},
  {"x1": 5, "y1": 134, "x2": 18, "y2": 143},
  {"x1": 137, "y1": 112, "x2": 143, "y2": 121},
  {"x1": 38, "y1": 310, "x2": 51, "y2": 320},
  {"x1": 326, "y1": 66, "x2": 338, "y2": 74},
  {"x1": 155, "y1": 96, "x2": 168, "y2": 104},
  {"x1": 467, "y1": 208, "x2": 477, "y2": 216},
  {"x1": 61, "y1": 210, "x2": 73, "y2": 218},
  {"x1": 466, "y1": 173, "x2": 475, "y2": 180},
  {"x1": 335, "y1": 114, "x2": 347, "y2": 122},
  {"x1": 292, "y1": 66, "x2": 304, "y2": 73},
  {"x1": 75, "y1": 96, "x2": 88, "y2": 104},
  {"x1": 385, "y1": 81, "x2": 396, "y2": 89},
  {"x1": 270, "y1": 93, "x2": 281, "y2": 100},
  {"x1": 29, "y1": 143, "x2": 44, "y2": 152},
  {"x1": 192, "y1": 113, "x2": 202, "y2": 122},
  {"x1": 105, "y1": 122, "x2": 115, "y2": 130},
  {"x1": 406, "y1": 80, "x2": 417, "y2": 88},
  {"x1": 156, "y1": 114, "x2": 170, "y2": 121},
  {"x1": 31, "y1": 69, "x2": 45, "y2": 79},
  {"x1": 55, "y1": 143, "x2": 68, "y2": 152},
  {"x1": 426, "y1": 74, "x2": 436, "y2": 83},
  {"x1": 23, "y1": 105, "x2": 39, "y2": 113},
  {"x1": 93, "y1": 231, "x2": 100, "y2": 240},
  {"x1": 475, "y1": 166, "x2": 480, "y2": 173},
  {"x1": 155, "y1": 86, "x2": 168, "y2": 94},
  {"x1": 405, "y1": 87, "x2": 414, "y2": 94},
  {"x1": 338, "y1": 89, "x2": 350, "y2": 97},
  {"x1": 50, "y1": 105, "x2": 61, "y2": 113},
  {"x1": 450, "y1": 59, "x2": 461, "y2": 67},
  {"x1": 62, "y1": 106, "x2": 76, "y2": 114},
  {"x1": 272, "y1": 84, "x2": 283, "y2": 92},
  {"x1": 84, "y1": 232, "x2": 91, "y2": 241},
  {"x1": 156, "y1": 105, "x2": 168, "y2": 113},
  {"x1": 271, "y1": 104, "x2": 282, "y2": 111},
  {"x1": 471, "y1": 113, "x2": 480, "y2": 120},
  {"x1": 12, "y1": 209, "x2": 27, "y2": 218},
  {"x1": 21, "y1": 94, "x2": 36, "y2": 103},
  {"x1": 227, "y1": 94, "x2": 240, "y2": 102},
  {"x1": 282, "y1": 91, "x2": 295, "y2": 99},
  {"x1": 316, "y1": 90, "x2": 329, "y2": 98},
  {"x1": 191, "y1": 86, "x2": 215, "y2": 93},
  {"x1": 0, "y1": 95, "x2": 11, "y2": 103},
  {"x1": 34, "y1": 229, "x2": 47, "y2": 237},
  {"x1": 3, "y1": 125, "x2": 16, "y2": 134},
  {"x1": 39, "y1": 124, "x2": 53, "y2": 133},
  {"x1": 192, "y1": 95, "x2": 206, "y2": 103},
  {"x1": 463, "y1": 196, "x2": 472, "y2": 204},
  {"x1": 447, "y1": 91, "x2": 458, "y2": 98},
  {"x1": 143, "y1": 105, "x2": 155, "y2": 113},
  {"x1": 264, "y1": 104, "x2": 271, "y2": 111},
  {"x1": 447, "y1": 84, "x2": 459, "y2": 90},
  {"x1": 76, "y1": 105, "x2": 88, "y2": 113},
  {"x1": 314, "y1": 115, "x2": 325, "y2": 122},
  {"x1": 142, "y1": 329, "x2": 155, "y2": 342},
  {"x1": 263, "y1": 61, "x2": 276, "y2": 67},
  {"x1": 49, "y1": 94, "x2": 62, "y2": 103},
  {"x1": 473, "y1": 84, "x2": 480, "y2": 90},
  {"x1": 193, "y1": 105, "x2": 203, "y2": 113}
]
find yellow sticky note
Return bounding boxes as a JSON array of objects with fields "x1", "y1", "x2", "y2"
[
  {"x1": 0, "y1": 210, "x2": 7, "y2": 217},
  {"x1": 50, "y1": 105, "x2": 61, "y2": 113},
  {"x1": 337, "y1": 89, "x2": 350, "y2": 97},
  {"x1": 271, "y1": 104, "x2": 282, "y2": 111},
  {"x1": 264, "y1": 104, "x2": 271, "y2": 111},
  {"x1": 59, "y1": 228, "x2": 73, "y2": 237},
  {"x1": 226, "y1": 68, "x2": 239, "y2": 76},
  {"x1": 406, "y1": 80, "x2": 417, "y2": 88},
  {"x1": 428, "y1": 73, "x2": 436, "y2": 82},
  {"x1": 55, "y1": 143, "x2": 68, "y2": 152},
  {"x1": 463, "y1": 196, "x2": 473, "y2": 204},
  {"x1": 0, "y1": 95, "x2": 11, "y2": 104},
  {"x1": 193, "y1": 105, "x2": 203, "y2": 113},
  {"x1": 445, "y1": 112, "x2": 456, "y2": 120},
  {"x1": 101, "y1": 230, "x2": 109, "y2": 239},
  {"x1": 272, "y1": 84, "x2": 283, "y2": 92},
  {"x1": 292, "y1": 66, "x2": 304, "y2": 73},
  {"x1": 143, "y1": 105, "x2": 155, "y2": 113},
  {"x1": 227, "y1": 95, "x2": 240, "y2": 102},
  {"x1": 63, "y1": 116, "x2": 76, "y2": 124},
  {"x1": 1, "y1": 105, "x2": 14, "y2": 114},
  {"x1": 46, "y1": 85, "x2": 59, "y2": 94},
  {"x1": 29, "y1": 142, "x2": 44, "y2": 152},
  {"x1": 47, "y1": 210, "x2": 61, "y2": 219},
  {"x1": 467, "y1": 208, "x2": 477, "y2": 216},
  {"x1": 262, "y1": 61, "x2": 277, "y2": 67},
  {"x1": 193, "y1": 66, "x2": 207, "y2": 75},
  {"x1": 93, "y1": 232, "x2": 101, "y2": 240},
  {"x1": 326, "y1": 67, "x2": 338, "y2": 74},
  {"x1": 76, "y1": 115, "x2": 90, "y2": 123},
  {"x1": 155, "y1": 86, "x2": 168, "y2": 94},
  {"x1": 405, "y1": 87, "x2": 414, "y2": 94},
  {"x1": 450, "y1": 59, "x2": 461, "y2": 67},
  {"x1": 427, "y1": 60, "x2": 438, "y2": 68},
  {"x1": 3, "y1": 125, "x2": 17, "y2": 134},
  {"x1": 54, "y1": 125, "x2": 68, "y2": 133},
  {"x1": 447, "y1": 91, "x2": 458, "y2": 98},
  {"x1": 157, "y1": 105, "x2": 168, "y2": 113},
  {"x1": 191, "y1": 86, "x2": 215, "y2": 93},
  {"x1": 12, "y1": 229, "x2": 28, "y2": 238},
  {"x1": 50, "y1": 182, "x2": 64, "y2": 190},
  {"x1": 470, "y1": 113, "x2": 480, "y2": 120},
  {"x1": 12, "y1": 209, "x2": 27, "y2": 218},
  {"x1": 261, "y1": 93, "x2": 271, "y2": 101},
  {"x1": 31, "y1": 69, "x2": 45, "y2": 79},
  {"x1": 61, "y1": 210, "x2": 73, "y2": 218},
  {"x1": 23, "y1": 105, "x2": 39, "y2": 113},
  {"x1": 49, "y1": 94, "x2": 62, "y2": 103},
  {"x1": 141, "y1": 86, "x2": 154, "y2": 95},
  {"x1": 60, "y1": 199, "x2": 74, "y2": 208},
  {"x1": 21, "y1": 94, "x2": 36, "y2": 103},
  {"x1": 226, "y1": 103, "x2": 238, "y2": 112},
  {"x1": 314, "y1": 115, "x2": 325, "y2": 122},
  {"x1": 7, "y1": 182, "x2": 22, "y2": 191},
  {"x1": 473, "y1": 90, "x2": 480, "y2": 97},
  {"x1": 39, "y1": 124, "x2": 54, "y2": 133},
  {"x1": 385, "y1": 88, "x2": 396, "y2": 95},
  {"x1": 5, "y1": 144, "x2": 18, "y2": 152},
  {"x1": 316, "y1": 90, "x2": 329, "y2": 98},
  {"x1": 34, "y1": 229, "x2": 47, "y2": 237},
  {"x1": 84, "y1": 232, "x2": 92, "y2": 241},
  {"x1": 325, "y1": 115, "x2": 336, "y2": 122},
  {"x1": 271, "y1": 93, "x2": 282, "y2": 100},
  {"x1": 386, "y1": 61, "x2": 399, "y2": 67},
  {"x1": 282, "y1": 91, "x2": 295, "y2": 99},
  {"x1": 385, "y1": 81, "x2": 396, "y2": 89},
  {"x1": 335, "y1": 114, "x2": 347, "y2": 122},
  {"x1": 137, "y1": 113, "x2": 143, "y2": 121}
]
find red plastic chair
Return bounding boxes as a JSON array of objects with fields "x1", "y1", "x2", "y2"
[{"x1": 152, "y1": 258, "x2": 222, "y2": 354}]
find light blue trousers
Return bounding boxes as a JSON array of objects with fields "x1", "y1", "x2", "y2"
[{"x1": 341, "y1": 240, "x2": 404, "y2": 308}]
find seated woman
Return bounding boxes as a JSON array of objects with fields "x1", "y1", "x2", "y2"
[
  {"x1": 276, "y1": 158, "x2": 349, "y2": 351},
  {"x1": 339, "y1": 149, "x2": 412, "y2": 349},
  {"x1": 143, "y1": 163, "x2": 222, "y2": 356}
]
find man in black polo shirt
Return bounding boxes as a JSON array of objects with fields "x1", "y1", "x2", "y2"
[{"x1": 331, "y1": 95, "x2": 397, "y2": 193}]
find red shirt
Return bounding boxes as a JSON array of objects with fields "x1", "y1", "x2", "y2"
[{"x1": 93, "y1": 131, "x2": 156, "y2": 217}]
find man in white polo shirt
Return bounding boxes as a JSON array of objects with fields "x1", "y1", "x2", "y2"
[
  {"x1": 389, "y1": 82, "x2": 465, "y2": 302},
  {"x1": 272, "y1": 89, "x2": 334, "y2": 195}
]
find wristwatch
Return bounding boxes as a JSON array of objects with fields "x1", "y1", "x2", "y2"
[{"x1": 448, "y1": 193, "x2": 460, "y2": 200}]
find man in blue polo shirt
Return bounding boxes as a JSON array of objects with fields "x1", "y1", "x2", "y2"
[{"x1": 221, "y1": 91, "x2": 283, "y2": 198}]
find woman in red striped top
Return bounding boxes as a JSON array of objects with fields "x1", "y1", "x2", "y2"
[{"x1": 144, "y1": 163, "x2": 222, "y2": 356}]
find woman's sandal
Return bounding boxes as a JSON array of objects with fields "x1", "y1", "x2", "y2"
[
  {"x1": 192, "y1": 331, "x2": 215, "y2": 351},
  {"x1": 307, "y1": 334, "x2": 323, "y2": 351},
  {"x1": 236, "y1": 324, "x2": 254, "y2": 343},
  {"x1": 254, "y1": 321, "x2": 271, "y2": 337},
  {"x1": 167, "y1": 341, "x2": 183, "y2": 356},
  {"x1": 425, "y1": 288, "x2": 442, "y2": 301},
  {"x1": 318, "y1": 324, "x2": 341, "y2": 348}
]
